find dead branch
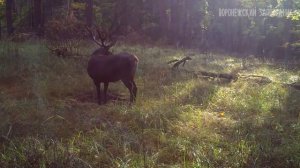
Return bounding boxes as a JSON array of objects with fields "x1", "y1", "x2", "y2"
[
  {"x1": 167, "y1": 59, "x2": 179, "y2": 65},
  {"x1": 168, "y1": 56, "x2": 192, "y2": 69},
  {"x1": 1, "y1": 125, "x2": 12, "y2": 142}
]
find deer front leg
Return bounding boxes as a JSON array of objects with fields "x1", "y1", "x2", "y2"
[
  {"x1": 103, "y1": 82, "x2": 109, "y2": 104},
  {"x1": 94, "y1": 81, "x2": 102, "y2": 105}
]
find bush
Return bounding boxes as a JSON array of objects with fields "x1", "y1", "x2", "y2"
[{"x1": 45, "y1": 17, "x2": 87, "y2": 56}]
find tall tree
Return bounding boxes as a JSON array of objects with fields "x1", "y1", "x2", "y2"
[
  {"x1": 33, "y1": 0, "x2": 43, "y2": 35},
  {"x1": 6, "y1": 0, "x2": 13, "y2": 35},
  {"x1": 86, "y1": 0, "x2": 93, "y2": 27},
  {"x1": 0, "y1": 19, "x2": 2, "y2": 39},
  {"x1": 158, "y1": 0, "x2": 170, "y2": 38}
]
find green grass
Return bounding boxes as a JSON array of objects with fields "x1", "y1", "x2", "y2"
[{"x1": 0, "y1": 41, "x2": 300, "y2": 167}]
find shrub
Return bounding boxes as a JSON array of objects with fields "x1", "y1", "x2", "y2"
[{"x1": 45, "y1": 17, "x2": 87, "y2": 56}]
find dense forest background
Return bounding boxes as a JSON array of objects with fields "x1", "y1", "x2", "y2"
[{"x1": 1, "y1": 0, "x2": 300, "y2": 58}]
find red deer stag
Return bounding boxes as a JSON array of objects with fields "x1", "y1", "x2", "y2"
[{"x1": 86, "y1": 26, "x2": 138, "y2": 105}]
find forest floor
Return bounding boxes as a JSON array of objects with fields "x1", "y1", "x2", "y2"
[{"x1": 0, "y1": 41, "x2": 300, "y2": 168}]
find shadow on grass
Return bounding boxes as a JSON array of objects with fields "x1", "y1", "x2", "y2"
[
  {"x1": 225, "y1": 87, "x2": 300, "y2": 168},
  {"x1": 75, "y1": 90, "x2": 127, "y2": 103}
]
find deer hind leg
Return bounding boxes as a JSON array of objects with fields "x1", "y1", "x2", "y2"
[
  {"x1": 94, "y1": 80, "x2": 102, "y2": 105},
  {"x1": 122, "y1": 80, "x2": 137, "y2": 103},
  {"x1": 132, "y1": 81, "x2": 137, "y2": 102}
]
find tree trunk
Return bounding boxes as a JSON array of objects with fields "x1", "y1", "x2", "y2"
[
  {"x1": 157, "y1": 0, "x2": 169, "y2": 38},
  {"x1": 12, "y1": 0, "x2": 18, "y2": 15},
  {"x1": 170, "y1": 0, "x2": 179, "y2": 42},
  {"x1": 6, "y1": 0, "x2": 14, "y2": 35},
  {"x1": 33, "y1": 0, "x2": 43, "y2": 35},
  {"x1": 86, "y1": 0, "x2": 93, "y2": 27},
  {"x1": 0, "y1": 19, "x2": 2, "y2": 39}
]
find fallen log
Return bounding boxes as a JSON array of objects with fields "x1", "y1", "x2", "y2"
[
  {"x1": 285, "y1": 83, "x2": 300, "y2": 90},
  {"x1": 168, "y1": 57, "x2": 300, "y2": 91},
  {"x1": 199, "y1": 71, "x2": 237, "y2": 80},
  {"x1": 181, "y1": 69, "x2": 300, "y2": 91},
  {"x1": 182, "y1": 69, "x2": 237, "y2": 81}
]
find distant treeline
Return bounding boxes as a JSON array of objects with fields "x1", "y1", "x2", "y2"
[{"x1": 1, "y1": 0, "x2": 300, "y2": 58}]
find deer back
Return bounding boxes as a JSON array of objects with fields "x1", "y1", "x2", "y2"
[{"x1": 87, "y1": 52, "x2": 138, "y2": 82}]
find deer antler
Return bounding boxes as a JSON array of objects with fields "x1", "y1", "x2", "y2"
[
  {"x1": 106, "y1": 23, "x2": 120, "y2": 48},
  {"x1": 86, "y1": 26, "x2": 103, "y2": 47},
  {"x1": 86, "y1": 25, "x2": 118, "y2": 50},
  {"x1": 94, "y1": 27, "x2": 109, "y2": 47}
]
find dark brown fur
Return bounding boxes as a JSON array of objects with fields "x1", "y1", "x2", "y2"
[
  {"x1": 87, "y1": 52, "x2": 138, "y2": 104},
  {"x1": 86, "y1": 26, "x2": 138, "y2": 104}
]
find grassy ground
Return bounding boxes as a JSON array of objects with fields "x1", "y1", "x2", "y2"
[{"x1": 0, "y1": 41, "x2": 300, "y2": 168}]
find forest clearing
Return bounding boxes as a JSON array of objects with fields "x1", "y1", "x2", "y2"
[
  {"x1": 1, "y1": 41, "x2": 299, "y2": 167},
  {"x1": 0, "y1": 0, "x2": 300, "y2": 167}
]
